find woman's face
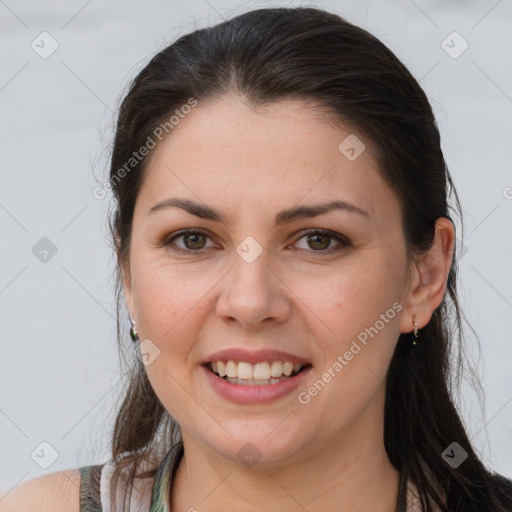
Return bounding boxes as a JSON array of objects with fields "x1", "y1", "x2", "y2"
[{"x1": 123, "y1": 95, "x2": 415, "y2": 466}]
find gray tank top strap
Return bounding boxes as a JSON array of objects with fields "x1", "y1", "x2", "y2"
[{"x1": 79, "y1": 464, "x2": 103, "y2": 512}]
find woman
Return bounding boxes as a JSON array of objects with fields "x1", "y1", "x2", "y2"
[{"x1": 4, "y1": 6, "x2": 511, "y2": 512}]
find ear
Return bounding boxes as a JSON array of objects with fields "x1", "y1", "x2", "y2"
[
  {"x1": 116, "y1": 235, "x2": 136, "y2": 323},
  {"x1": 399, "y1": 217, "x2": 455, "y2": 334}
]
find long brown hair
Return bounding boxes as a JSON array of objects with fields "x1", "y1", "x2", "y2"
[{"x1": 106, "y1": 7, "x2": 512, "y2": 510}]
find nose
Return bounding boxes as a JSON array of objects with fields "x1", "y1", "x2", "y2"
[{"x1": 215, "y1": 247, "x2": 291, "y2": 330}]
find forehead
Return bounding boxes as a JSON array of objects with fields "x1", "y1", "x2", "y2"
[{"x1": 135, "y1": 95, "x2": 398, "y2": 224}]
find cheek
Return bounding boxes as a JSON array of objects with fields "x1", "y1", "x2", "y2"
[
  {"x1": 132, "y1": 261, "x2": 207, "y2": 354},
  {"x1": 132, "y1": 263, "x2": 206, "y2": 413},
  {"x1": 303, "y1": 268, "x2": 402, "y2": 426},
  {"x1": 314, "y1": 257, "x2": 404, "y2": 367}
]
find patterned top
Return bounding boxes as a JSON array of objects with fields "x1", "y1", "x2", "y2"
[
  {"x1": 79, "y1": 444, "x2": 183, "y2": 512},
  {"x1": 79, "y1": 442, "x2": 424, "y2": 511}
]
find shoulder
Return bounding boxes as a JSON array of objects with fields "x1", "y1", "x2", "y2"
[{"x1": 0, "y1": 469, "x2": 81, "y2": 512}]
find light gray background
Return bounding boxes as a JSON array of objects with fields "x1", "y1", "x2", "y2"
[{"x1": 1, "y1": 0, "x2": 511, "y2": 496}]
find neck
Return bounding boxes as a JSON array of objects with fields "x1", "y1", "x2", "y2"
[{"x1": 170, "y1": 388, "x2": 400, "y2": 512}]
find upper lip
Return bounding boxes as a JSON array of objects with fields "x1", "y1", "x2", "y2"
[{"x1": 204, "y1": 348, "x2": 311, "y2": 365}]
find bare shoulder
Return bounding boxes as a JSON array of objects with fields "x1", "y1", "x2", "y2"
[{"x1": 0, "y1": 469, "x2": 81, "y2": 512}]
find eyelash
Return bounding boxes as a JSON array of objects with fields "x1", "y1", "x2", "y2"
[{"x1": 164, "y1": 228, "x2": 350, "y2": 255}]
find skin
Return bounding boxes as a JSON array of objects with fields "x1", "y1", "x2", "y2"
[{"x1": 122, "y1": 94, "x2": 455, "y2": 512}]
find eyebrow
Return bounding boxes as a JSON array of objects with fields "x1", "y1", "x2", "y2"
[{"x1": 148, "y1": 197, "x2": 369, "y2": 224}]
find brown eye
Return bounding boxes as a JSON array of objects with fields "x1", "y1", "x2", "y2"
[
  {"x1": 306, "y1": 233, "x2": 331, "y2": 250},
  {"x1": 182, "y1": 233, "x2": 207, "y2": 250},
  {"x1": 293, "y1": 229, "x2": 349, "y2": 253},
  {"x1": 166, "y1": 230, "x2": 213, "y2": 252}
]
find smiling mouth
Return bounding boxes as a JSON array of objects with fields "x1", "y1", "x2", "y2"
[{"x1": 205, "y1": 360, "x2": 312, "y2": 386}]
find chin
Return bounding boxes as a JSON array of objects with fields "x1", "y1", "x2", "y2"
[{"x1": 194, "y1": 422, "x2": 311, "y2": 468}]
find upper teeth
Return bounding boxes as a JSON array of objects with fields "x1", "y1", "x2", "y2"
[{"x1": 210, "y1": 360, "x2": 304, "y2": 380}]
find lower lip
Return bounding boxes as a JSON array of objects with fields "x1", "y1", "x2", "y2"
[{"x1": 202, "y1": 365, "x2": 312, "y2": 404}]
